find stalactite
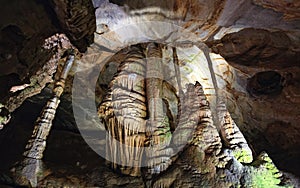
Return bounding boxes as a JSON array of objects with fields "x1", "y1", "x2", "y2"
[
  {"x1": 98, "y1": 43, "x2": 179, "y2": 176},
  {"x1": 172, "y1": 47, "x2": 184, "y2": 96},
  {"x1": 98, "y1": 42, "x2": 254, "y2": 180},
  {"x1": 98, "y1": 44, "x2": 147, "y2": 176}
]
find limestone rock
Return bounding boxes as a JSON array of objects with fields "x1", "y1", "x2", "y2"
[
  {"x1": 4, "y1": 34, "x2": 74, "y2": 113},
  {"x1": 49, "y1": 0, "x2": 96, "y2": 52},
  {"x1": 209, "y1": 28, "x2": 299, "y2": 68},
  {"x1": 98, "y1": 44, "x2": 147, "y2": 176},
  {"x1": 0, "y1": 0, "x2": 300, "y2": 187},
  {"x1": 208, "y1": 28, "x2": 300, "y2": 69},
  {"x1": 253, "y1": 0, "x2": 300, "y2": 20},
  {"x1": 217, "y1": 100, "x2": 253, "y2": 163}
]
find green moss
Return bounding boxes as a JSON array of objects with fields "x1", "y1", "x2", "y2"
[
  {"x1": 158, "y1": 116, "x2": 172, "y2": 143},
  {"x1": 251, "y1": 167, "x2": 281, "y2": 188},
  {"x1": 250, "y1": 152, "x2": 288, "y2": 188},
  {"x1": 259, "y1": 153, "x2": 282, "y2": 179},
  {"x1": 164, "y1": 131, "x2": 172, "y2": 140},
  {"x1": 233, "y1": 148, "x2": 253, "y2": 163}
]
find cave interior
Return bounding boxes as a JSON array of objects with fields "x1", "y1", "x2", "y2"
[{"x1": 0, "y1": 0, "x2": 300, "y2": 187}]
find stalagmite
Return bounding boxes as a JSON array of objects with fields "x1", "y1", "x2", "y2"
[
  {"x1": 217, "y1": 100, "x2": 253, "y2": 163},
  {"x1": 201, "y1": 43, "x2": 252, "y2": 163},
  {"x1": 13, "y1": 50, "x2": 75, "y2": 187},
  {"x1": 172, "y1": 82, "x2": 222, "y2": 155}
]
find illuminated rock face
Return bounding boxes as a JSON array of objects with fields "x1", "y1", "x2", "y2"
[
  {"x1": 96, "y1": 44, "x2": 287, "y2": 186},
  {"x1": 0, "y1": 0, "x2": 300, "y2": 187},
  {"x1": 253, "y1": 0, "x2": 300, "y2": 20},
  {"x1": 98, "y1": 44, "x2": 147, "y2": 176},
  {"x1": 208, "y1": 28, "x2": 299, "y2": 69},
  {"x1": 97, "y1": 42, "x2": 255, "y2": 178}
]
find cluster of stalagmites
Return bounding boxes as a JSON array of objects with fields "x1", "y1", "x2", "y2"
[
  {"x1": 98, "y1": 42, "x2": 256, "y2": 178},
  {"x1": 0, "y1": 40, "x2": 292, "y2": 187}
]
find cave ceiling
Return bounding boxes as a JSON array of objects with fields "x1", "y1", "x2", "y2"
[{"x1": 0, "y1": 0, "x2": 300, "y2": 187}]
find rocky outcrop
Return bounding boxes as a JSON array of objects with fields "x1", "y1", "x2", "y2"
[
  {"x1": 0, "y1": 0, "x2": 58, "y2": 104},
  {"x1": 48, "y1": 0, "x2": 96, "y2": 52},
  {"x1": 0, "y1": 0, "x2": 300, "y2": 187},
  {"x1": 0, "y1": 0, "x2": 96, "y2": 127},
  {"x1": 253, "y1": 0, "x2": 300, "y2": 20},
  {"x1": 208, "y1": 28, "x2": 300, "y2": 68},
  {"x1": 4, "y1": 34, "x2": 73, "y2": 114}
]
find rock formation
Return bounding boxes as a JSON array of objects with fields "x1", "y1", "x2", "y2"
[
  {"x1": 0, "y1": 0, "x2": 299, "y2": 187},
  {"x1": 12, "y1": 50, "x2": 75, "y2": 187},
  {"x1": 98, "y1": 44, "x2": 147, "y2": 176}
]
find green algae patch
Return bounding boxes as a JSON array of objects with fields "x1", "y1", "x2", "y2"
[
  {"x1": 250, "y1": 152, "x2": 288, "y2": 188},
  {"x1": 233, "y1": 148, "x2": 253, "y2": 164}
]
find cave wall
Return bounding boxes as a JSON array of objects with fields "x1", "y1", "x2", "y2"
[
  {"x1": 0, "y1": 0, "x2": 300, "y2": 187},
  {"x1": 0, "y1": 0, "x2": 96, "y2": 103}
]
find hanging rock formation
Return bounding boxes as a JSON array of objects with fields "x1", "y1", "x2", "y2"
[
  {"x1": 0, "y1": 0, "x2": 299, "y2": 187},
  {"x1": 98, "y1": 44, "x2": 147, "y2": 176},
  {"x1": 96, "y1": 43, "x2": 292, "y2": 187}
]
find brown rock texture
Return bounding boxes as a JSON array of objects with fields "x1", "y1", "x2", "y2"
[
  {"x1": 95, "y1": 43, "x2": 293, "y2": 187},
  {"x1": 253, "y1": 0, "x2": 300, "y2": 20},
  {"x1": 208, "y1": 28, "x2": 300, "y2": 68},
  {"x1": 48, "y1": 0, "x2": 96, "y2": 52},
  {"x1": 0, "y1": 0, "x2": 58, "y2": 102},
  {"x1": 0, "y1": 0, "x2": 300, "y2": 187},
  {"x1": 4, "y1": 34, "x2": 74, "y2": 113},
  {"x1": 0, "y1": 0, "x2": 96, "y2": 113}
]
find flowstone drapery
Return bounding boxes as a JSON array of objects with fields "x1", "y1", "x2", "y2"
[
  {"x1": 1, "y1": 0, "x2": 298, "y2": 186},
  {"x1": 95, "y1": 42, "x2": 288, "y2": 187},
  {"x1": 96, "y1": 42, "x2": 272, "y2": 187}
]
